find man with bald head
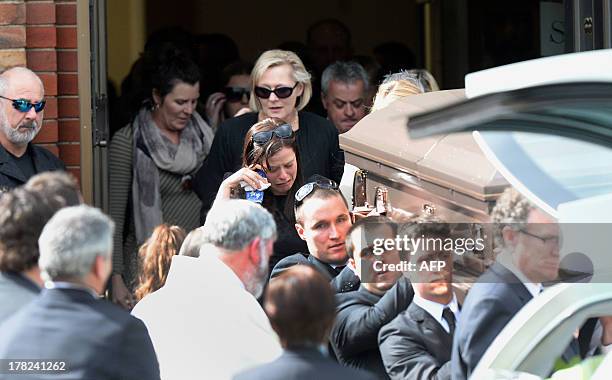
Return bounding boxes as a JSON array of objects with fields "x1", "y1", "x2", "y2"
[{"x1": 0, "y1": 67, "x2": 65, "y2": 192}]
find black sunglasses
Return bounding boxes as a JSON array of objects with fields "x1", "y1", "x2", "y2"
[
  {"x1": 222, "y1": 87, "x2": 250, "y2": 102},
  {"x1": 0, "y1": 95, "x2": 46, "y2": 113},
  {"x1": 252, "y1": 123, "x2": 293, "y2": 145},
  {"x1": 254, "y1": 83, "x2": 299, "y2": 99},
  {"x1": 294, "y1": 179, "x2": 339, "y2": 208}
]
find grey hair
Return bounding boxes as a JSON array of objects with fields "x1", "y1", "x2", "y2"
[
  {"x1": 0, "y1": 67, "x2": 45, "y2": 97},
  {"x1": 38, "y1": 205, "x2": 114, "y2": 282},
  {"x1": 202, "y1": 199, "x2": 277, "y2": 252},
  {"x1": 490, "y1": 188, "x2": 535, "y2": 249},
  {"x1": 179, "y1": 227, "x2": 206, "y2": 257},
  {"x1": 381, "y1": 69, "x2": 439, "y2": 92},
  {"x1": 321, "y1": 61, "x2": 369, "y2": 95}
]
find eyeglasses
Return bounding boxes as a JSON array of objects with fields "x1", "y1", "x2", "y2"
[
  {"x1": 252, "y1": 123, "x2": 293, "y2": 144},
  {"x1": 519, "y1": 229, "x2": 560, "y2": 247},
  {"x1": 254, "y1": 83, "x2": 299, "y2": 99},
  {"x1": 294, "y1": 179, "x2": 339, "y2": 208},
  {"x1": 222, "y1": 87, "x2": 250, "y2": 102},
  {"x1": 0, "y1": 95, "x2": 46, "y2": 113}
]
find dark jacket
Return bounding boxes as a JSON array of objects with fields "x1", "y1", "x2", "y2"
[
  {"x1": 379, "y1": 302, "x2": 453, "y2": 380},
  {"x1": 192, "y1": 111, "x2": 345, "y2": 223},
  {"x1": 0, "y1": 287, "x2": 160, "y2": 380},
  {"x1": 271, "y1": 253, "x2": 359, "y2": 293},
  {"x1": 0, "y1": 143, "x2": 65, "y2": 192},
  {"x1": 234, "y1": 347, "x2": 377, "y2": 380},
  {"x1": 331, "y1": 278, "x2": 414, "y2": 378}
]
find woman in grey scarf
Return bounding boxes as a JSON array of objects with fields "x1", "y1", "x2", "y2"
[{"x1": 109, "y1": 49, "x2": 214, "y2": 309}]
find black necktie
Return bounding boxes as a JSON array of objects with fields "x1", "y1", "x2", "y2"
[
  {"x1": 442, "y1": 307, "x2": 456, "y2": 336},
  {"x1": 334, "y1": 265, "x2": 346, "y2": 275}
]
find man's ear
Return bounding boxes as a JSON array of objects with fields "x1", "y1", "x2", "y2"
[
  {"x1": 247, "y1": 237, "x2": 262, "y2": 265},
  {"x1": 348, "y1": 257, "x2": 357, "y2": 271},
  {"x1": 321, "y1": 91, "x2": 328, "y2": 110},
  {"x1": 295, "y1": 222, "x2": 306, "y2": 241},
  {"x1": 93, "y1": 255, "x2": 110, "y2": 282}
]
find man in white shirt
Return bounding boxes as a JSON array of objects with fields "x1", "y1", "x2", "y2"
[
  {"x1": 132, "y1": 200, "x2": 282, "y2": 380},
  {"x1": 378, "y1": 217, "x2": 458, "y2": 380}
]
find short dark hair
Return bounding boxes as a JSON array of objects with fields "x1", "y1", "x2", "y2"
[
  {"x1": 265, "y1": 265, "x2": 336, "y2": 348},
  {"x1": 0, "y1": 188, "x2": 56, "y2": 272},
  {"x1": 321, "y1": 61, "x2": 369, "y2": 94},
  {"x1": 147, "y1": 46, "x2": 200, "y2": 102},
  {"x1": 24, "y1": 171, "x2": 82, "y2": 210},
  {"x1": 345, "y1": 216, "x2": 397, "y2": 259}
]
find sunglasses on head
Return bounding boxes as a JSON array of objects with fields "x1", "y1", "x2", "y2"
[
  {"x1": 254, "y1": 83, "x2": 299, "y2": 99},
  {"x1": 0, "y1": 95, "x2": 46, "y2": 113},
  {"x1": 222, "y1": 87, "x2": 250, "y2": 102},
  {"x1": 294, "y1": 179, "x2": 339, "y2": 208},
  {"x1": 252, "y1": 123, "x2": 293, "y2": 145}
]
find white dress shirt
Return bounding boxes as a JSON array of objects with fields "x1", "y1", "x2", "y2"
[{"x1": 412, "y1": 291, "x2": 461, "y2": 334}]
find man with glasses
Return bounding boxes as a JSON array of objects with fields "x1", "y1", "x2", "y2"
[
  {"x1": 321, "y1": 61, "x2": 369, "y2": 134},
  {"x1": 452, "y1": 188, "x2": 563, "y2": 380},
  {"x1": 0, "y1": 67, "x2": 64, "y2": 191},
  {"x1": 270, "y1": 175, "x2": 359, "y2": 293}
]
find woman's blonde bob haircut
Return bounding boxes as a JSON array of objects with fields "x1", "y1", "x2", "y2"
[{"x1": 249, "y1": 49, "x2": 312, "y2": 112}]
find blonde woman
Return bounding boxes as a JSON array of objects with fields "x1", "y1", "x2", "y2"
[
  {"x1": 371, "y1": 69, "x2": 439, "y2": 112},
  {"x1": 194, "y1": 49, "x2": 344, "y2": 222}
]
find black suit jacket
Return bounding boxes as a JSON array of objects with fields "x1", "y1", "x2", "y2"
[
  {"x1": 0, "y1": 287, "x2": 160, "y2": 380},
  {"x1": 234, "y1": 347, "x2": 377, "y2": 380},
  {"x1": 379, "y1": 302, "x2": 453, "y2": 380},
  {"x1": 330, "y1": 277, "x2": 414, "y2": 378},
  {"x1": 0, "y1": 143, "x2": 65, "y2": 192},
  {"x1": 271, "y1": 253, "x2": 360, "y2": 293},
  {"x1": 451, "y1": 263, "x2": 533, "y2": 380}
]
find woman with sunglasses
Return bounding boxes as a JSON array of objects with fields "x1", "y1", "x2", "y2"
[
  {"x1": 203, "y1": 60, "x2": 253, "y2": 131},
  {"x1": 108, "y1": 48, "x2": 214, "y2": 310},
  {"x1": 193, "y1": 49, "x2": 345, "y2": 223},
  {"x1": 215, "y1": 117, "x2": 308, "y2": 270}
]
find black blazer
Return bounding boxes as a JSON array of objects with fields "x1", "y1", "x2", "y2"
[
  {"x1": 0, "y1": 287, "x2": 160, "y2": 380},
  {"x1": 234, "y1": 347, "x2": 377, "y2": 380},
  {"x1": 0, "y1": 143, "x2": 65, "y2": 193},
  {"x1": 330, "y1": 278, "x2": 414, "y2": 379},
  {"x1": 192, "y1": 111, "x2": 345, "y2": 223},
  {"x1": 270, "y1": 253, "x2": 359, "y2": 293},
  {"x1": 451, "y1": 263, "x2": 533, "y2": 380},
  {"x1": 379, "y1": 302, "x2": 453, "y2": 380}
]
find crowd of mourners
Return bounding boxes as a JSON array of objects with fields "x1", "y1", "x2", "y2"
[{"x1": 1, "y1": 18, "x2": 611, "y2": 380}]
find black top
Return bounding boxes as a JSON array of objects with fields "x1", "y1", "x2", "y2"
[
  {"x1": 0, "y1": 143, "x2": 66, "y2": 193},
  {"x1": 193, "y1": 111, "x2": 345, "y2": 223},
  {"x1": 7, "y1": 148, "x2": 36, "y2": 180},
  {"x1": 267, "y1": 192, "x2": 308, "y2": 271}
]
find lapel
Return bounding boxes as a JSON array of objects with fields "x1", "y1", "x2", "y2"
[
  {"x1": 307, "y1": 255, "x2": 336, "y2": 280},
  {"x1": 408, "y1": 302, "x2": 453, "y2": 361},
  {"x1": 356, "y1": 285, "x2": 382, "y2": 305},
  {"x1": 489, "y1": 262, "x2": 534, "y2": 306},
  {"x1": 0, "y1": 144, "x2": 27, "y2": 183}
]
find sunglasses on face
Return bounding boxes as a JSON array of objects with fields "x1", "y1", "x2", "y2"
[
  {"x1": 294, "y1": 179, "x2": 339, "y2": 207},
  {"x1": 222, "y1": 87, "x2": 250, "y2": 102},
  {"x1": 252, "y1": 123, "x2": 293, "y2": 145},
  {"x1": 0, "y1": 95, "x2": 46, "y2": 113},
  {"x1": 254, "y1": 83, "x2": 299, "y2": 99}
]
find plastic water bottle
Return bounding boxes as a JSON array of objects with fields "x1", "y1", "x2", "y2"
[{"x1": 244, "y1": 169, "x2": 266, "y2": 204}]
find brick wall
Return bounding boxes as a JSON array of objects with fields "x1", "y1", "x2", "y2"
[{"x1": 0, "y1": 0, "x2": 80, "y2": 182}]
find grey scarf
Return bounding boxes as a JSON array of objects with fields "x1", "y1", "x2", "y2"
[{"x1": 132, "y1": 108, "x2": 213, "y2": 244}]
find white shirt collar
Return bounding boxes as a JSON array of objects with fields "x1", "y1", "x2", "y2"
[
  {"x1": 45, "y1": 281, "x2": 100, "y2": 299},
  {"x1": 496, "y1": 253, "x2": 543, "y2": 298},
  {"x1": 166, "y1": 252, "x2": 245, "y2": 291},
  {"x1": 412, "y1": 291, "x2": 460, "y2": 334}
]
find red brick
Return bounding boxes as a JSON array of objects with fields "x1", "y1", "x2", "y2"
[
  {"x1": 0, "y1": 26, "x2": 26, "y2": 49},
  {"x1": 0, "y1": 3, "x2": 26, "y2": 25},
  {"x1": 58, "y1": 96, "x2": 79, "y2": 118},
  {"x1": 37, "y1": 143, "x2": 59, "y2": 157},
  {"x1": 44, "y1": 96, "x2": 57, "y2": 119},
  {"x1": 26, "y1": 49, "x2": 56, "y2": 71},
  {"x1": 33, "y1": 119, "x2": 58, "y2": 143},
  {"x1": 38, "y1": 72, "x2": 57, "y2": 96},
  {"x1": 57, "y1": 50, "x2": 76, "y2": 71},
  {"x1": 59, "y1": 143, "x2": 80, "y2": 165},
  {"x1": 58, "y1": 72, "x2": 77, "y2": 95},
  {"x1": 56, "y1": 3, "x2": 76, "y2": 25},
  {"x1": 26, "y1": 26, "x2": 56, "y2": 48},
  {"x1": 0, "y1": 49, "x2": 26, "y2": 68},
  {"x1": 58, "y1": 118, "x2": 79, "y2": 141},
  {"x1": 26, "y1": 2, "x2": 56, "y2": 25},
  {"x1": 56, "y1": 26, "x2": 76, "y2": 48}
]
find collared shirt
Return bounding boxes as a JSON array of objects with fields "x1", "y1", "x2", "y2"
[
  {"x1": 412, "y1": 291, "x2": 460, "y2": 334},
  {"x1": 496, "y1": 253, "x2": 543, "y2": 298},
  {"x1": 45, "y1": 281, "x2": 100, "y2": 299}
]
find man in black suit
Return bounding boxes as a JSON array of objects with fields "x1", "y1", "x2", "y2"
[
  {"x1": 0, "y1": 205, "x2": 160, "y2": 380},
  {"x1": 235, "y1": 265, "x2": 376, "y2": 380},
  {"x1": 452, "y1": 188, "x2": 561, "y2": 380},
  {"x1": 330, "y1": 216, "x2": 413, "y2": 378},
  {"x1": 379, "y1": 218, "x2": 458, "y2": 380},
  {"x1": 270, "y1": 176, "x2": 359, "y2": 292}
]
